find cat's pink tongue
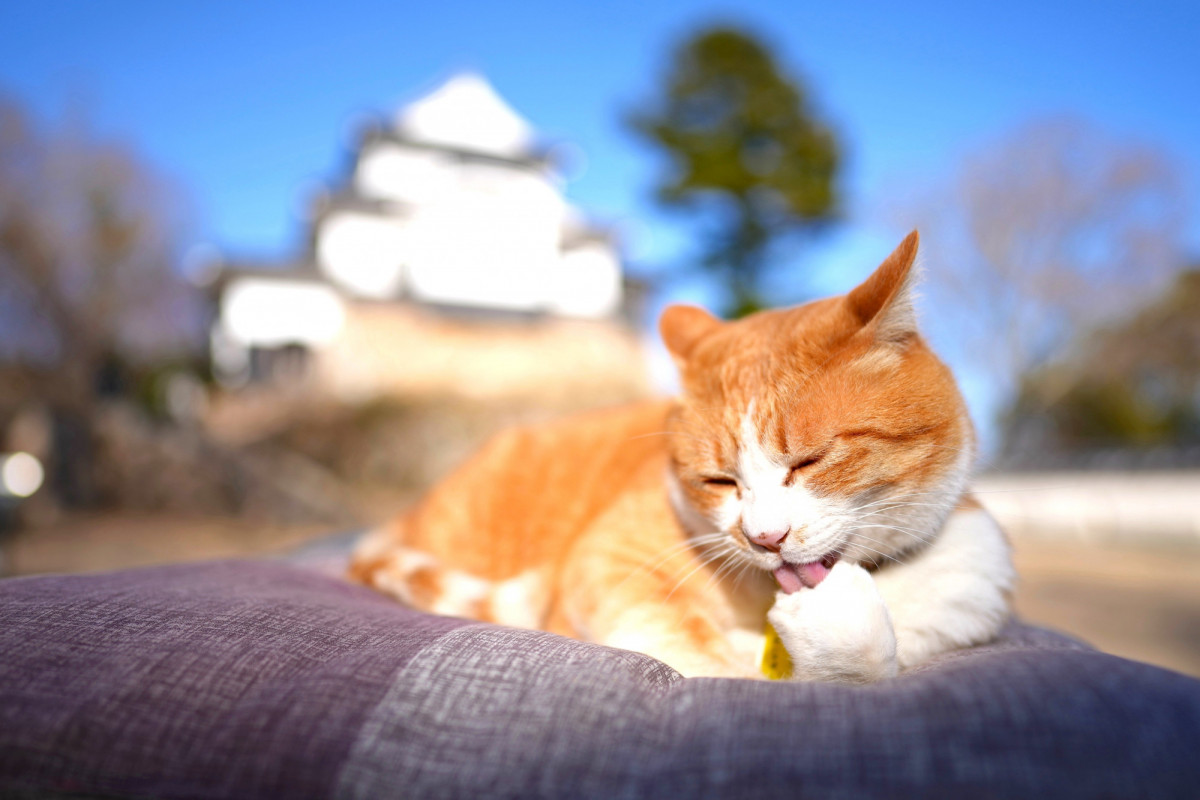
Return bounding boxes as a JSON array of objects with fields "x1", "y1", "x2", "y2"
[{"x1": 772, "y1": 561, "x2": 831, "y2": 594}]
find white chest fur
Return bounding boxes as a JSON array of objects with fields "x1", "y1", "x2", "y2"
[{"x1": 872, "y1": 505, "x2": 1014, "y2": 669}]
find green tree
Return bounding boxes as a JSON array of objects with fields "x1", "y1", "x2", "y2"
[{"x1": 629, "y1": 26, "x2": 839, "y2": 317}]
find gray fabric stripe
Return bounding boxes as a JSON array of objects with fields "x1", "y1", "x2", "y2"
[
  {"x1": 334, "y1": 624, "x2": 681, "y2": 800},
  {"x1": 332, "y1": 618, "x2": 1200, "y2": 799}
]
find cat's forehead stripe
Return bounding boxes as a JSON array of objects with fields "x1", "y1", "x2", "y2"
[
  {"x1": 740, "y1": 400, "x2": 762, "y2": 454},
  {"x1": 771, "y1": 408, "x2": 790, "y2": 456},
  {"x1": 741, "y1": 398, "x2": 791, "y2": 462},
  {"x1": 738, "y1": 403, "x2": 789, "y2": 479}
]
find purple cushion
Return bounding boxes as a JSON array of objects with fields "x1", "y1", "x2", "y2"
[{"x1": 2, "y1": 560, "x2": 1198, "y2": 799}]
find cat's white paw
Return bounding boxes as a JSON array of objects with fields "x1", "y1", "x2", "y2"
[{"x1": 767, "y1": 560, "x2": 898, "y2": 683}]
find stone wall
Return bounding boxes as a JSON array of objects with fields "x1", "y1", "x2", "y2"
[{"x1": 314, "y1": 302, "x2": 650, "y2": 405}]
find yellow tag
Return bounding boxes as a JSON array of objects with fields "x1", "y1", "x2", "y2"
[{"x1": 760, "y1": 621, "x2": 792, "y2": 680}]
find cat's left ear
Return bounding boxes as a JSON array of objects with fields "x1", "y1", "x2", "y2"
[
  {"x1": 845, "y1": 230, "x2": 920, "y2": 343},
  {"x1": 660, "y1": 304, "x2": 722, "y2": 364}
]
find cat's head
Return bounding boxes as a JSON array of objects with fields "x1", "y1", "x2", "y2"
[{"x1": 661, "y1": 231, "x2": 974, "y2": 589}]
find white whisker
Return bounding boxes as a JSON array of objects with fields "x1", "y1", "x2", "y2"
[
  {"x1": 608, "y1": 533, "x2": 729, "y2": 596},
  {"x1": 665, "y1": 545, "x2": 736, "y2": 601},
  {"x1": 847, "y1": 520, "x2": 935, "y2": 541}
]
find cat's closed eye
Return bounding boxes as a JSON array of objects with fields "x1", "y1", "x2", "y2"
[
  {"x1": 785, "y1": 454, "x2": 824, "y2": 485},
  {"x1": 701, "y1": 475, "x2": 739, "y2": 490}
]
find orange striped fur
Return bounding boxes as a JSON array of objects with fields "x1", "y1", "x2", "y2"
[{"x1": 350, "y1": 232, "x2": 1013, "y2": 679}]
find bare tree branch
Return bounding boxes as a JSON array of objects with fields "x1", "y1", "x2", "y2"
[{"x1": 900, "y1": 118, "x2": 1186, "y2": 416}]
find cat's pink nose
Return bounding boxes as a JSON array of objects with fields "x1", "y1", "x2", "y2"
[{"x1": 747, "y1": 529, "x2": 788, "y2": 551}]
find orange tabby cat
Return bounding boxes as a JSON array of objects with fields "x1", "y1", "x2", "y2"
[{"x1": 349, "y1": 232, "x2": 1014, "y2": 681}]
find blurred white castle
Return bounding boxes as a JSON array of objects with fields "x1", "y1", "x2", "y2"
[{"x1": 207, "y1": 73, "x2": 645, "y2": 402}]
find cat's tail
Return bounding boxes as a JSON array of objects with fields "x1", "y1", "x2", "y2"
[{"x1": 348, "y1": 524, "x2": 546, "y2": 628}]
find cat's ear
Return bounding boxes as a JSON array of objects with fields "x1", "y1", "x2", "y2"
[
  {"x1": 660, "y1": 304, "x2": 722, "y2": 363},
  {"x1": 845, "y1": 230, "x2": 920, "y2": 343}
]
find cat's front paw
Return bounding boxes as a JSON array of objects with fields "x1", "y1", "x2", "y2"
[{"x1": 767, "y1": 561, "x2": 898, "y2": 683}]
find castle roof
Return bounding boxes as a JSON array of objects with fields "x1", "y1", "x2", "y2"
[{"x1": 394, "y1": 73, "x2": 535, "y2": 160}]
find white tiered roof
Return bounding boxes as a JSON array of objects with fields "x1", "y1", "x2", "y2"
[
  {"x1": 395, "y1": 73, "x2": 535, "y2": 159},
  {"x1": 215, "y1": 72, "x2": 623, "y2": 380}
]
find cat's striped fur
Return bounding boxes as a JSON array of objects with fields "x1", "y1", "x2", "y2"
[{"x1": 350, "y1": 232, "x2": 1014, "y2": 680}]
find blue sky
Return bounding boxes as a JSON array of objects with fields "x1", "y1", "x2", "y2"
[{"x1": 4, "y1": 0, "x2": 1199, "y2": 440}]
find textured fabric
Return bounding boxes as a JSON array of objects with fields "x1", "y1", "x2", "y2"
[
  {"x1": 336, "y1": 624, "x2": 681, "y2": 799},
  {"x1": 2, "y1": 561, "x2": 1199, "y2": 799},
  {"x1": 336, "y1": 619, "x2": 1196, "y2": 800},
  {"x1": 0, "y1": 561, "x2": 468, "y2": 799}
]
